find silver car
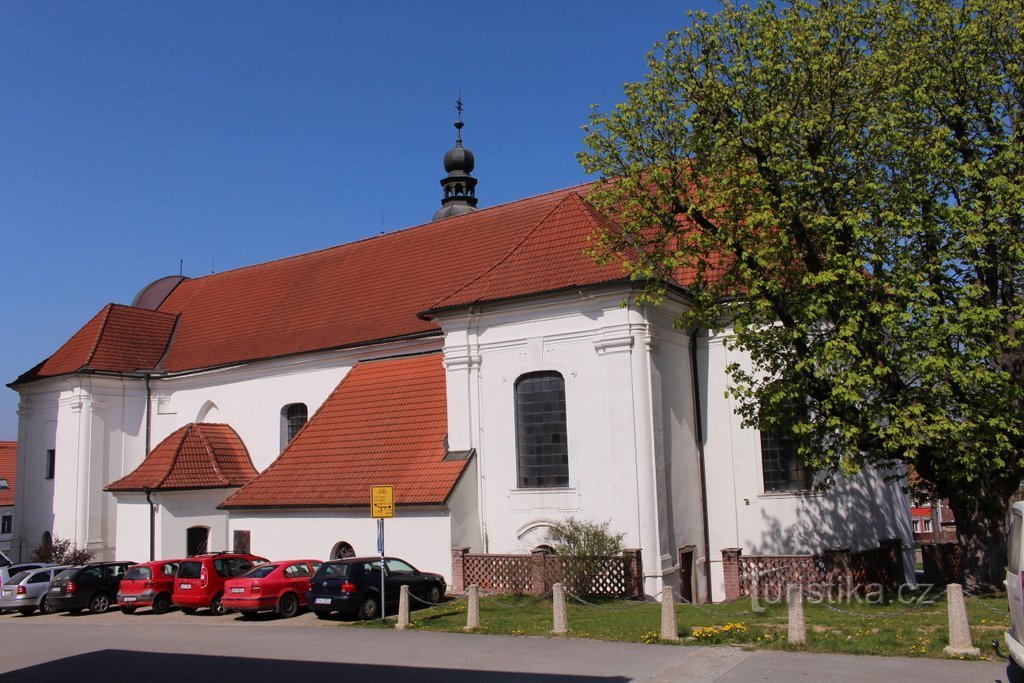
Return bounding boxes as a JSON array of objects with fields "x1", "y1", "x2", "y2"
[{"x1": 0, "y1": 565, "x2": 69, "y2": 615}]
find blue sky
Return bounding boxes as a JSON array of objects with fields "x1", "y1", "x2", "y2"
[{"x1": 0, "y1": 1, "x2": 717, "y2": 440}]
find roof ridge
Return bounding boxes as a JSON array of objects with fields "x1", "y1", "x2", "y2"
[
  {"x1": 419, "y1": 192, "x2": 582, "y2": 317},
  {"x1": 198, "y1": 424, "x2": 230, "y2": 486},
  {"x1": 153, "y1": 423, "x2": 190, "y2": 489},
  {"x1": 82, "y1": 304, "x2": 116, "y2": 370},
  {"x1": 160, "y1": 184, "x2": 592, "y2": 289}
]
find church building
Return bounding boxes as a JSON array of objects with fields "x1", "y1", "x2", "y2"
[{"x1": 7, "y1": 113, "x2": 912, "y2": 602}]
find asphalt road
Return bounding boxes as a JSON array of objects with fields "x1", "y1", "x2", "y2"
[{"x1": 0, "y1": 607, "x2": 1016, "y2": 682}]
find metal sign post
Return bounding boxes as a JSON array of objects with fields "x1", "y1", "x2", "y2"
[{"x1": 371, "y1": 485, "x2": 394, "y2": 620}]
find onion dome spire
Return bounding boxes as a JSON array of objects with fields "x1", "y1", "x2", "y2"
[{"x1": 432, "y1": 98, "x2": 479, "y2": 221}]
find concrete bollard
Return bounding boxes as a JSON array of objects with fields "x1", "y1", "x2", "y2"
[
  {"x1": 943, "y1": 583, "x2": 980, "y2": 657},
  {"x1": 660, "y1": 585, "x2": 679, "y2": 641},
  {"x1": 465, "y1": 584, "x2": 480, "y2": 631},
  {"x1": 787, "y1": 584, "x2": 806, "y2": 645},
  {"x1": 396, "y1": 584, "x2": 410, "y2": 630},
  {"x1": 552, "y1": 582, "x2": 568, "y2": 634}
]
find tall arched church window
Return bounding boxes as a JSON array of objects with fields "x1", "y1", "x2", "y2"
[
  {"x1": 515, "y1": 371, "x2": 569, "y2": 488},
  {"x1": 280, "y1": 403, "x2": 308, "y2": 450}
]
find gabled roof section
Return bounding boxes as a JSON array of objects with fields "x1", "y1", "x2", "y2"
[
  {"x1": 0, "y1": 441, "x2": 15, "y2": 506},
  {"x1": 220, "y1": 353, "x2": 462, "y2": 509},
  {"x1": 152, "y1": 187, "x2": 587, "y2": 373},
  {"x1": 106, "y1": 423, "x2": 258, "y2": 492},
  {"x1": 422, "y1": 192, "x2": 632, "y2": 316},
  {"x1": 15, "y1": 304, "x2": 176, "y2": 384}
]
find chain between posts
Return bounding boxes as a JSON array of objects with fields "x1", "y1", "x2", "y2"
[
  {"x1": 797, "y1": 587, "x2": 948, "y2": 619},
  {"x1": 962, "y1": 588, "x2": 1011, "y2": 614},
  {"x1": 564, "y1": 590, "x2": 654, "y2": 610}
]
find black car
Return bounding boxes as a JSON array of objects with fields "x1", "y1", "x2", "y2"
[
  {"x1": 307, "y1": 556, "x2": 445, "y2": 620},
  {"x1": 47, "y1": 561, "x2": 136, "y2": 614}
]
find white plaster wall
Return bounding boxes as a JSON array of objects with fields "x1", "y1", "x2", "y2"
[
  {"x1": 112, "y1": 495, "x2": 151, "y2": 562},
  {"x1": 448, "y1": 457, "x2": 482, "y2": 551},
  {"x1": 436, "y1": 288, "x2": 669, "y2": 594},
  {"x1": 11, "y1": 382, "x2": 59, "y2": 561},
  {"x1": 700, "y1": 332, "x2": 913, "y2": 601},
  {"x1": 226, "y1": 509, "x2": 454, "y2": 582},
  {"x1": 155, "y1": 489, "x2": 238, "y2": 559}
]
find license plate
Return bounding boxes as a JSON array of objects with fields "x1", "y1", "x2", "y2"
[
  {"x1": 51, "y1": 586, "x2": 61, "y2": 592},
  {"x1": 179, "y1": 583, "x2": 192, "y2": 590},
  {"x1": 122, "y1": 596, "x2": 137, "y2": 602},
  {"x1": 314, "y1": 597, "x2": 331, "y2": 605},
  {"x1": 230, "y1": 587, "x2": 244, "y2": 594},
  {"x1": 1, "y1": 589, "x2": 11, "y2": 597}
]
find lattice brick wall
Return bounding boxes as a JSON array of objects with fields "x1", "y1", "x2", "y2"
[
  {"x1": 462, "y1": 554, "x2": 533, "y2": 594},
  {"x1": 738, "y1": 555, "x2": 828, "y2": 599}
]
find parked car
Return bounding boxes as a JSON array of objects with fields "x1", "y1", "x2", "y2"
[
  {"x1": 47, "y1": 561, "x2": 137, "y2": 614},
  {"x1": 117, "y1": 559, "x2": 182, "y2": 614},
  {"x1": 0, "y1": 565, "x2": 69, "y2": 615},
  {"x1": 0, "y1": 563, "x2": 49, "y2": 589},
  {"x1": 221, "y1": 559, "x2": 321, "y2": 618},
  {"x1": 172, "y1": 552, "x2": 269, "y2": 615},
  {"x1": 307, "y1": 556, "x2": 445, "y2": 620},
  {"x1": 1006, "y1": 501, "x2": 1024, "y2": 668}
]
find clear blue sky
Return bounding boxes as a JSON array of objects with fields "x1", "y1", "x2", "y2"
[{"x1": 0, "y1": 1, "x2": 718, "y2": 440}]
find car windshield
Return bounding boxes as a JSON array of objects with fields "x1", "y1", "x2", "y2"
[
  {"x1": 315, "y1": 563, "x2": 351, "y2": 580},
  {"x1": 6, "y1": 571, "x2": 30, "y2": 585},
  {"x1": 240, "y1": 564, "x2": 277, "y2": 579},
  {"x1": 125, "y1": 566, "x2": 151, "y2": 580},
  {"x1": 177, "y1": 562, "x2": 202, "y2": 579}
]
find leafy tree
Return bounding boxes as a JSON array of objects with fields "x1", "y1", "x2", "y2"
[
  {"x1": 547, "y1": 518, "x2": 625, "y2": 596},
  {"x1": 31, "y1": 535, "x2": 93, "y2": 566},
  {"x1": 579, "y1": 0, "x2": 1023, "y2": 588}
]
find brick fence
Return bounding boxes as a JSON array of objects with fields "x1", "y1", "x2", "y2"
[
  {"x1": 920, "y1": 542, "x2": 962, "y2": 584},
  {"x1": 722, "y1": 539, "x2": 905, "y2": 601},
  {"x1": 451, "y1": 547, "x2": 644, "y2": 599}
]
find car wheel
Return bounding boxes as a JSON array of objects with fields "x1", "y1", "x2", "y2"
[
  {"x1": 18, "y1": 607, "x2": 35, "y2": 616},
  {"x1": 314, "y1": 609, "x2": 332, "y2": 619},
  {"x1": 358, "y1": 594, "x2": 380, "y2": 620},
  {"x1": 89, "y1": 593, "x2": 111, "y2": 613},
  {"x1": 427, "y1": 584, "x2": 443, "y2": 605},
  {"x1": 180, "y1": 607, "x2": 197, "y2": 615},
  {"x1": 152, "y1": 594, "x2": 172, "y2": 615},
  {"x1": 278, "y1": 593, "x2": 299, "y2": 619},
  {"x1": 120, "y1": 606, "x2": 136, "y2": 615},
  {"x1": 210, "y1": 593, "x2": 226, "y2": 616},
  {"x1": 39, "y1": 596, "x2": 54, "y2": 615}
]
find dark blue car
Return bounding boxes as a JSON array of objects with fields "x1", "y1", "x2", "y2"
[{"x1": 306, "y1": 556, "x2": 445, "y2": 620}]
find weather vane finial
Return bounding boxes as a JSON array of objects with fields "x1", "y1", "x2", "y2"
[{"x1": 454, "y1": 94, "x2": 465, "y2": 141}]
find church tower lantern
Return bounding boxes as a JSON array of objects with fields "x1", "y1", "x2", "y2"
[{"x1": 432, "y1": 98, "x2": 479, "y2": 221}]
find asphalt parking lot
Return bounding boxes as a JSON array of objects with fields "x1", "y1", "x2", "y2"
[{"x1": 0, "y1": 602, "x2": 348, "y2": 626}]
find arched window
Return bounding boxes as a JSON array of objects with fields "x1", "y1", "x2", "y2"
[
  {"x1": 759, "y1": 429, "x2": 811, "y2": 492},
  {"x1": 186, "y1": 526, "x2": 209, "y2": 556},
  {"x1": 514, "y1": 371, "x2": 569, "y2": 488},
  {"x1": 280, "y1": 403, "x2": 308, "y2": 450},
  {"x1": 331, "y1": 541, "x2": 355, "y2": 559}
]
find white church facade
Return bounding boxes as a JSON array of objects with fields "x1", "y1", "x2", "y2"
[{"x1": 7, "y1": 123, "x2": 913, "y2": 602}]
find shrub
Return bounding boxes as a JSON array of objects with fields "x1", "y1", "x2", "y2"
[
  {"x1": 30, "y1": 535, "x2": 93, "y2": 565},
  {"x1": 546, "y1": 518, "x2": 625, "y2": 596}
]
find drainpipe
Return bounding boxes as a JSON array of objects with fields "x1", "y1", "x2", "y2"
[
  {"x1": 143, "y1": 486, "x2": 155, "y2": 562},
  {"x1": 690, "y1": 332, "x2": 713, "y2": 603}
]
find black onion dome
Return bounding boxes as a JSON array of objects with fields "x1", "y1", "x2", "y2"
[{"x1": 444, "y1": 142, "x2": 475, "y2": 174}]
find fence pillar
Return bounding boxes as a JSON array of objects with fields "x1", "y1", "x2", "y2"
[
  {"x1": 552, "y1": 582, "x2": 567, "y2": 634},
  {"x1": 531, "y1": 548, "x2": 548, "y2": 596},
  {"x1": 823, "y1": 547, "x2": 852, "y2": 599},
  {"x1": 722, "y1": 548, "x2": 742, "y2": 601},
  {"x1": 787, "y1": 584, "x2": 806, "y2": 645},
  {"x1": 465, "y1": 584, "x2": 480, "y2": 631},
  {"x1": 451, "y1": 547, "x2": 469, "y2": 594},
  {"x1": 878, "y1": 538, "x2": 904, "y2": 591},
  {"x1": 396, "y1": 585, "x2": 410, "y2": 630},
  {"x1": 623, "y1": 549, "x2": 643, "y2": 599},
  {"x1": 943, "y1": 583, "x2": 980, "y2": 657},
  {"x1": 660, "y1": 585, "x2": 679, "y2": 641}
]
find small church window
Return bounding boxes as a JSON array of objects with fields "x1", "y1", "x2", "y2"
[
  {"x1": 760, "y1": 429, "x2": 811, "y2": 492},
  {"x1": 280, "y1": 403, "x2": 308, "y2": 450},
  {"x1": 515, "y1": 371, "x2": 569, "y2": 488},
  {"x1": 45, "y1": 449, "x2": 55, "y2": 480}
]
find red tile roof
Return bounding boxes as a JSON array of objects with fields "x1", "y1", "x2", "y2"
[
  {"x1": 0, "y1": 441, "x2": 15, "y2": 507},
  {"x1": 19, "y1": 185, "x2": 658, "y2": 382},
  {"x1": 106, "y1": 423, "x2": 258, "y2": 492},
  {"x1": 16, "y1": 304, "x2": 176, "y2": 383},
  {"x1": 220, "y1": 352, "x2": 462, "y2": 509}
]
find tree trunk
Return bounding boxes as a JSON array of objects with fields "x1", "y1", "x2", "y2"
[{"x1": 948, "y1": 491, "x2": 1010, "y2": 591}]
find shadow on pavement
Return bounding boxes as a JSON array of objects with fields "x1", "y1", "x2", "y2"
[{"x1": 0, "y1": 649, "x2": 629, "y2": 683}]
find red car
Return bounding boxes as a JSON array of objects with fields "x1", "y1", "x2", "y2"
[
  {"x1": 172, "y1": 552, "x2": 269, "y2": 615},
  {"x1": 117, "y1": 559, "x2": 182, "y2": 614},
  {"x1": 222, "y1": 559, "x2": 321, "y2": 618}
]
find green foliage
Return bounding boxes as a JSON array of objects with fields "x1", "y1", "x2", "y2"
[
  {"x1": 30, "y1": 535, "x2": 93, "y2": 566},
  {"x1": 579, "y1": 0, "x2": 1024, "y2": 586},
  {"x1": 547, "y1": 518, "x2": 626, "y2": 596}
]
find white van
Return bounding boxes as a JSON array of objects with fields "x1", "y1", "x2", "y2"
[{"x1": 1006, "y1": 501, "x2": 1024, "y2": 666}]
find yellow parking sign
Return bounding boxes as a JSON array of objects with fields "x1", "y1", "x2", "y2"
[{"x1": 371, "y1": 485, "x2": 395, "y2": 518}]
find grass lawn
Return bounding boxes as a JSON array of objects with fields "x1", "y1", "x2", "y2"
[{"x1": 353, "y1": 590, "x2": 1010, "y2": 660}]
